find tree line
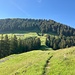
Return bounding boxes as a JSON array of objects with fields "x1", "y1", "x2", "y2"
[
  {"x1": 0, "y1": 18, "x2": 75, "y2": 36},
  {"x1": 0, "y1": 35, "x2": 41, "y2": 58},
  {"x1": 45, "y1": 35, "x2": 75, "y2": 50}
]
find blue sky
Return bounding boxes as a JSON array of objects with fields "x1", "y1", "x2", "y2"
[{"x1": 0, "y1": 0, "x2": 75, "y2": 28}]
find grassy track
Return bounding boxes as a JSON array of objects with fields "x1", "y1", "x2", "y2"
[
  {"x1": 0, "y1": 50, "x2": 53, "y2": 75},
  {"x1": 0, "y1": 47, "x2": 75, "y2": 75},
  {"x1": 46, "y1": 47, "x2": 75, "y2": 75}
]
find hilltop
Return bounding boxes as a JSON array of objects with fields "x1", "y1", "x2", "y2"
[{"x1": 0, "y1": 18, "x2": 75, "y2": 36}]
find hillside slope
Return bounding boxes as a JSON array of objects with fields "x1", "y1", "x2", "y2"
[
  {"x1": 0, "y1": 18, "x2": 75, "y2": 36},
  {"x1": 0, "y1": 47, "x2": 75, "y2": 75}
]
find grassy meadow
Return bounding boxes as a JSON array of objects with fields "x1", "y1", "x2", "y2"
[
  {"x1": 0, "y1": 47, "x2": 75, "y2": 75},
  {"x1": 0, "y1": 32, "x2": 75, "y2": 75},
  {"x1": 0, "y1": 50, "x2": 53, "y2": 75},
  {"x1": 46, "y1": 47, "x2": 75, "y2": 75},
  {"x1": 0, "y1": 32, "x2": 38, "y2": 39}
]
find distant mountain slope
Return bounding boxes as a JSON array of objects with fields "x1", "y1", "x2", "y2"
[
  {"x1": 0, "y1": 47, "x2": 75, "y2": 75},
  {"x1": 0, "y1": 18, "x2": 75, "y2": 36}
]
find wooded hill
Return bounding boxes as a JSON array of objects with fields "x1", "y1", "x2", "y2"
[{"x1": 0, "y1": 18, "x2": 75, "y2": 36}]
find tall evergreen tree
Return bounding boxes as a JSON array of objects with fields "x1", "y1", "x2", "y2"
[
  {"x1": 4, "y1": 35, "x2": 10, "y2": 55},
  {"x1": 10, "y1": 35, "x2": 18, "y2": 54}
]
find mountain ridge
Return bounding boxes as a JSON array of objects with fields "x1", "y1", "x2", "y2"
[{"x1": 0, "y1": 18, "x2": 75, "y2": 36}]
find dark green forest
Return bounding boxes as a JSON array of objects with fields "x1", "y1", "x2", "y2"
[
  {"x1": 0, "y1": 18, "x2": 75, "y2": 36},
  {"x1": 0, "y1": 18, "x2": 75, "y2": 58},
  {"x1": 0, "y1": 35, "x2": 41, "y2": 58},
  {"x1": 45, "y1": 35, "x2": 75, "y2": 50}
]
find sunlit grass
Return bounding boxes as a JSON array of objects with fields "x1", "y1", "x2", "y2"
[
  {"x1": 46, "y1": 47, "x2": 75, "y2": 75},
  {"x1": 0, "y1": 50, "x2": 53, "y2": 75},
  {"x1": 0, "y1": 47, "x2": 75, "y2": 75}
]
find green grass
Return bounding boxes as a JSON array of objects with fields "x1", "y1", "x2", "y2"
[
  {"x1": 0, "y1": 32, "x2": 75, "y2": 75},
  {"x1": 0, "y1": 32, "x2": 39, "y2": 42},
  {"x1": 0, "y1": 50, "x2": 53, "y2": 75},
  {"x1": 46, "y1": 47, "x2": 75, "y2": 75},
  {"x1": 0, "y1": 47, "x2": 75, "y2": 75}
]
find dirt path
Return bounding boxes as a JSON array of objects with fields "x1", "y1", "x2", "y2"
[{"x1": 42, "y1": 55, "x2": 53, "y2": 75}]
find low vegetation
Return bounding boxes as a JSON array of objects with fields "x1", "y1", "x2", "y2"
[
  {"x1": 0, "y1": 47, "x2": 75, "y2": 75},
  {"x1": 47, "y1": 47, "x2": 75, "y2": 75},
  {"x1": 0, "y1": 50, "x2": 53, "y2": 75}
]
